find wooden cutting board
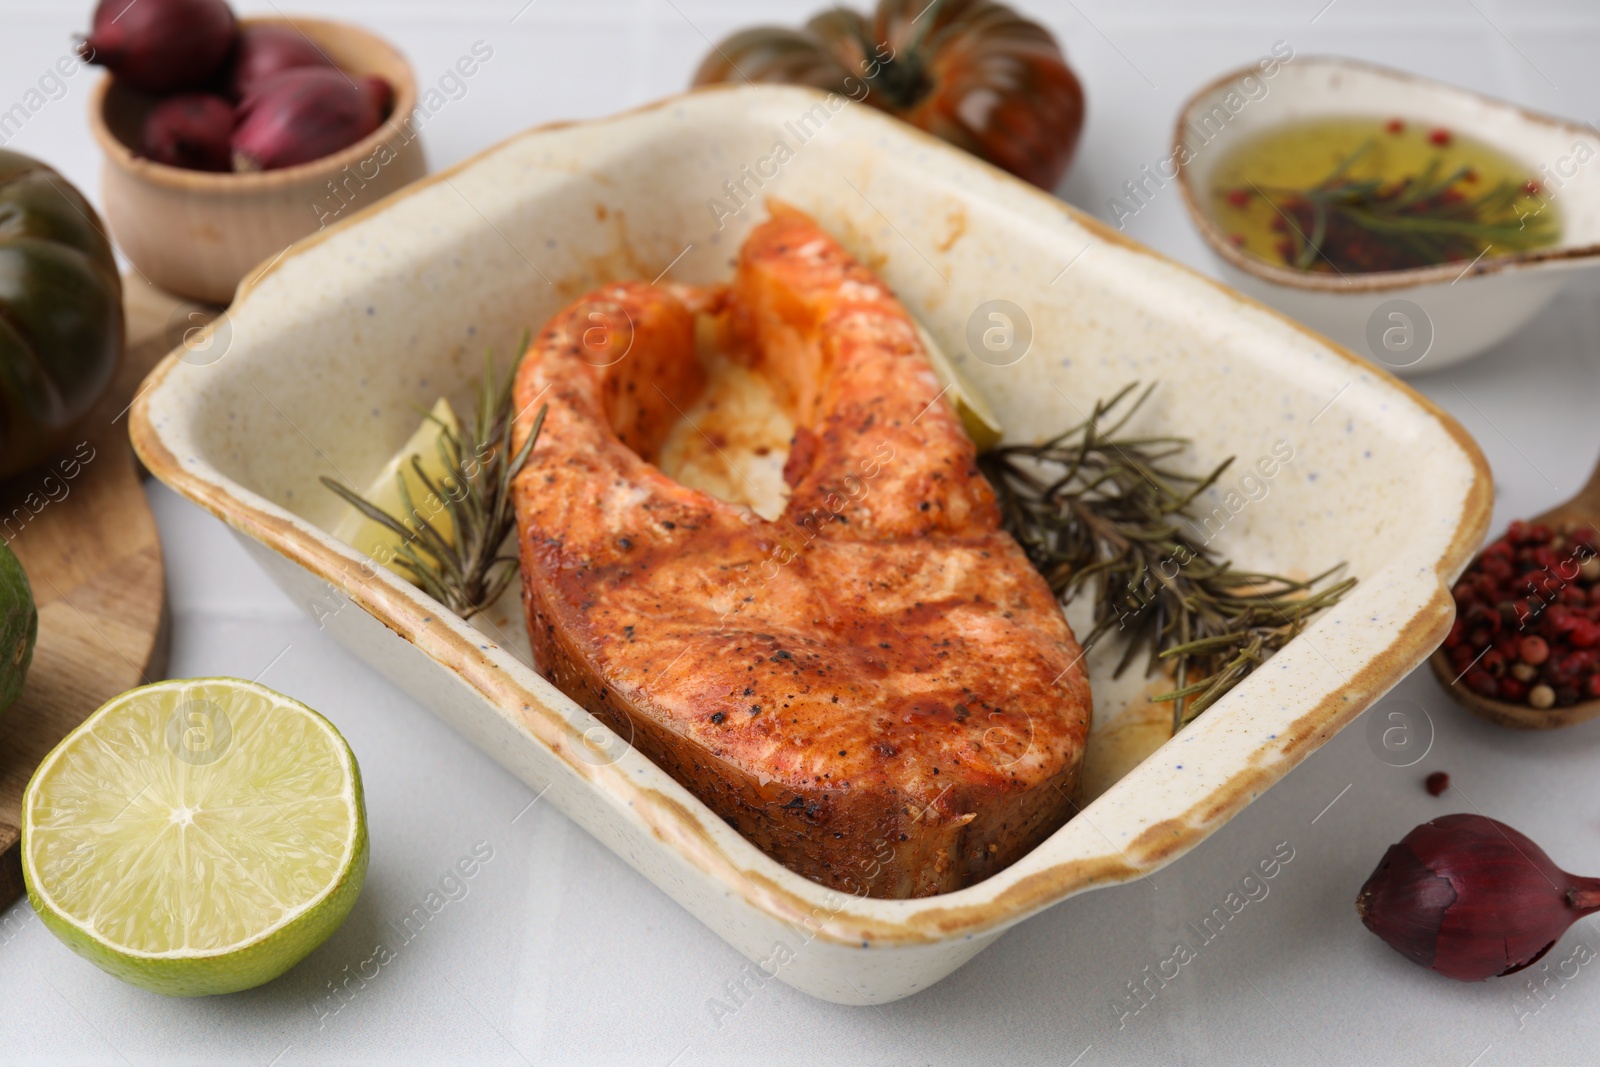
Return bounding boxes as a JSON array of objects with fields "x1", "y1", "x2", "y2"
[{"x1": 0, "y1": 277, "x2": 213, "y2": 906}]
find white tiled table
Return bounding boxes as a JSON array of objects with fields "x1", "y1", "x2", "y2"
[{"x1": 3, "y1": 2, "x2": 1599, "y2": 1063}]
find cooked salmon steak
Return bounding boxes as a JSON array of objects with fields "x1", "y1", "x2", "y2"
[{"x1": 511, "y1": 206, "x2": 1090, "y2": 898}]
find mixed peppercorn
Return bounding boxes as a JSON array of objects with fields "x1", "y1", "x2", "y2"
[{"x1": 1444, "y1": 521, "x2": 1600, "y2": 708}]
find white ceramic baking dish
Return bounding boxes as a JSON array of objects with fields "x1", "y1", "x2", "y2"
[{"x1": 130, "y1": 85, "x2": 1490, "y2": 1005}]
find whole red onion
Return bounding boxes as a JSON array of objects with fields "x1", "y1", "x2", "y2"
[
  {"x1": 79, "y1": 0, "x2": 236, "y2": 95},
  {"x1": 231, "y1": 68, "x2": 391, "y2": 172},
  {"x1": 225, "y1": 24, "x2": 335, "y2": 102},
  {"x1": 142, "y1": 93, "x2": 234, "y2": 172},
  {"x1": 1357, "y1": 813, "x2": 1600, "y2": 981}
]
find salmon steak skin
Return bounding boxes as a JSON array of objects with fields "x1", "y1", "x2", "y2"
[{"x1": 511, "y1": 206, "x2": 1091, "y2": 899}]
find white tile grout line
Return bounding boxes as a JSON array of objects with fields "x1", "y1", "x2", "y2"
[
  {"x1": 1061, "y1": 0, "x2": 1157, "y2": 88},
  {"x1": 1450, "y1": 382, "x2": 1560, "y2": 489},
  {"x1": 441, "y1": 974, "x2": 537, "y2": 1067},
  {"x1": 41, "y1": 976, "x2": 135, "y2": 1067},
  {"x1": 1464, "y1": 0, "x2": 1560, "y2": 89},
  {"x1": 1244, "y1": 976, "x2": 1337, "y2": 1067}
]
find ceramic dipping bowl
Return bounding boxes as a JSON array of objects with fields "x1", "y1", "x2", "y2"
[{"x1": 1174, "y1": 56, "x2": 1600, "y2": 375}]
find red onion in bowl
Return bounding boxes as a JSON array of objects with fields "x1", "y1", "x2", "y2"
[
  {"x1": 231, "y1": 68, "x2": 392, "y2": 172},
  {"x1": 225, "y1": 24, "x2": 336, "y2": 102},
  {"x1": 141, "y1": 93, "x2": 235, "y2": 172},
  {"x1": 79, "y1": 0, "x2": 236, "y2": 95}
]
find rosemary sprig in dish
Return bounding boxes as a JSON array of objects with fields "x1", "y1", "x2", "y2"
[
  {"x1": 323, "y1": 340, "x2": 544, "y2": 619},
  {"x1": 978, "y1": 382, "x2": 1357, "y2": 731}
]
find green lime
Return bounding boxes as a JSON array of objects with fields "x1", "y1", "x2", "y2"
[
  {"x1": 0, "y1": 540, "x2": 36, "y2": 716},
  {"x1": 912, "y1": 319, "x2": 1004, "y2": 453},
  {"x1": 332, "y1": 396, "x2": 461, "y2": 575},
  {"x1": 21, "y1": 678, "x2": 368, "y2": 996}
]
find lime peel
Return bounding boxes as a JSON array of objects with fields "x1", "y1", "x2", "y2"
[
  {"x1": 333, "y1": 396, "x2": 461, "y2": 575},
  {"x1": 912, "y1": 318, "x2": 1004, "y2": 452}
]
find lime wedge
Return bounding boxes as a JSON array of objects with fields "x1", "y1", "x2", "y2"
[
  {"x1": 912, "y1": 319, "x2": 1004, "y2": 452},
  {"x1": 333, "y1": 397, "x2": 461, "y2": 573},
  {"x1": 21, "y1": 678, "x2": 368, "y2": 997}
]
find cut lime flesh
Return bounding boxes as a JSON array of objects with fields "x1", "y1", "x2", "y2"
[
  {"x1": 21, "y1": 678, "x2": 367, "y2": 997},
  {"x1": 333, "y1": 396, "x2": 461, "y2": 573},
  {"x1": 912, "y1": 319, "x2": 1004, "y2": 453}
]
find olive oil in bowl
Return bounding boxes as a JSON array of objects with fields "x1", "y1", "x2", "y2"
[{"x1": 1208, "y1": 116, "x2": 1558, "y2": 274}]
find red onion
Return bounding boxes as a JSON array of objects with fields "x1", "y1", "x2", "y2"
[
  {"x1": 79, "y1": 0, "x2": 236, "y2": 95},
  {"x1": 142, "y1": 93, "x2": 234, "y2": 172},
  {"x1": 225, "y1": 24, "x2": 335, "y2": 102},
  {"x1": 1357, "y1": 813, "x2": 1600, "y2": 981},
  {"x1": 231, "y1": 69, "x2": 391, "y2": 173}
]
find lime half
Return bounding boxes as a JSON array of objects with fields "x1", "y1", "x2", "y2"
[
  {"x1": 21, "y1": 678, "x2": 367, "y2": 996},
  {"x1": 333, "y1": 396, "x2": 461, "y2": 574},
  {"x1": 912, "y1": 319, "x2": 1004, "y2": 453}
]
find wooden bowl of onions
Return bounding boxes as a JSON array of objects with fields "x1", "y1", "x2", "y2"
[{"x1": 88, "y1": 14, "x2": 425, "y2": 305}]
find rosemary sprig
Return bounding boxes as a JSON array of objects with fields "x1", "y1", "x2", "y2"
[
  {"x1": 978, "y1": 383, "x2": 1357, "y2": 732},
  {"x1": 1255, "y1": 138, "x2": 1555, "y2": 272},
  {"x1": 322, "y1": 336, "x2": 545, "y2": 619}
]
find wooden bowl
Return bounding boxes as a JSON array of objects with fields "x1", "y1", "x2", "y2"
[
  {"x1": 88, "y1": 16, "x2": 426, "y2": 305},
  {"x1": 1428, "y1": 646, "x2": 1600, "y2": 730},
  {"x1": 1426, "y1": 473, "x2": 1600, "y2": 730}
]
